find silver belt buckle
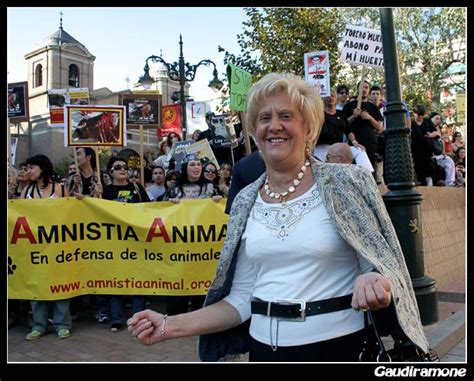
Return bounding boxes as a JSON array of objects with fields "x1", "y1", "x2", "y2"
[{"x1": 274, "y1": 298, "x2": 306, "y2": 322}]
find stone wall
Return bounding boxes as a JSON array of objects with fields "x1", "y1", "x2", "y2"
[
  {"x1": 380, "y1": 186, "x2": 466, "y2": 288},
  {"x1": 417, "y1": 186, "x2": 465, "y2": 289}
]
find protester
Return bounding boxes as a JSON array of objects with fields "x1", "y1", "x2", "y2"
[
  {"x1": 410, "y1": 104, "x2": 439, "y2": 186},
  {"x1": 325, "y1": 143, "x2": 353, "y2": 164},
  {"x1": 21, "y1": 154, "x2": 72, "y2": 341},
  {"x1": 128, "y1": 72, "x2": 429, "y2": 362},
  {"x1": 343, "y1": 80, "x2": 383, "y2": 171},
  {"x1": 162, "y1": 153, "x2": 223, "y2": 315},
  {"x1": 66, "y1": 147, "x2": 99, "y2": 196},
  {"x1": 95, "y1": 157, "x2": 150, "y2": 332},
  {"x1": 217, "y1": 162, "x2": 232, "y2": 197}
]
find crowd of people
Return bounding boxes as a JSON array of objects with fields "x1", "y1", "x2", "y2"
[{"x1": 8, "y1": 71, "x2": 465, "y2": 362}]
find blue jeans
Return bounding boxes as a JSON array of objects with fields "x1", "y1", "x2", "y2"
[
  {"x1": 95, "y1": 295, "x2": 110, "y2": 316},
  {"x1": 31, "y1": 299, "x2": 71, "y2": 333},
  {"x1": 110, "y1": 296, "x2": 146, "y2": 324}
]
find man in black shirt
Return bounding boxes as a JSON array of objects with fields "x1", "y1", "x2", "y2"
[
  {"x1": 343, "y1": 80, "x2": 383, "y2": 170},
  {"x1": 67, "y1": 147, "x2": 99, "y2": 196}
]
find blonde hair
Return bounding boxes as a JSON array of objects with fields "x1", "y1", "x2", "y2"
[{"x1": 245, "y1": 72, "x2": 324, "y2": 150}]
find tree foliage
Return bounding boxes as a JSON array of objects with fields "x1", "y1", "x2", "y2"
[
  {"x1": 219, "y1": 8, "x2": 344, "y2": 83},
  {"x1": 219, "y1": 7, "x2": 466, "y2": 116},
  {"x1": 394, "y1": 7, "x2": 465, "y2": 109}
]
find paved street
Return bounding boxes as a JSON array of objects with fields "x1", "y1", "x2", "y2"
[{"x1": 7, "y1": 279, "x2": 465, "y2": 363}]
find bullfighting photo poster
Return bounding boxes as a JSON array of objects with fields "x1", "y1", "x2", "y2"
[
  {"x1": 64, "y1": 105, "x2": 126, "y2": 147},
  {"x1": 120, "y1": 93, "x2": 162, "y2": 128}
]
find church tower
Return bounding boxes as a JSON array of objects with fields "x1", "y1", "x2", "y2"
[{"x1": 22, "y1": 14, "x2": 95, "y2": 164}]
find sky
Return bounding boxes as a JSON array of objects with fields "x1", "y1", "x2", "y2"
[{"x1": 7, "y1": 7, "x2": 247, "y2": 102}]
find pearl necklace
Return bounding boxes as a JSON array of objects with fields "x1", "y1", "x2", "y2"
[{"x1": 264, "y1": 160, "x2": 311, "y2": 204}]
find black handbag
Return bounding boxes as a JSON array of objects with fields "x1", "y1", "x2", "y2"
[{"x1": 359, "y1": 310, "x2": 440, "y2": 362}]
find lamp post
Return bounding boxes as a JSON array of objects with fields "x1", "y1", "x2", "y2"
[
  {"x1": 379, "y1": 8, "x2": 438, "y2": 325},
  {"x1": 138, "y1": 34, "x2": 223, "y2": 138}
]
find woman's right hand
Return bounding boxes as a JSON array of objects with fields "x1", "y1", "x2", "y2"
[{"x1": 127, "y1": 310, "x2": 166, "y2": 346}]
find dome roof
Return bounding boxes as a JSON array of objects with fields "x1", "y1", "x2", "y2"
[
  {"x1": 151, "y1": 62, "x2": 169, "y2": 78},
  {"x1": 38, "y1": 27, "x2": 86, "y2": 49}
]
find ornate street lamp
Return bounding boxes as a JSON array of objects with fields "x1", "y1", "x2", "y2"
[
  {"x1": 379, "y1": 8, "x2": 438, "y2": 325},
  {"x1": 138, "y1": 35, "x2": 224, "y2": 138}
]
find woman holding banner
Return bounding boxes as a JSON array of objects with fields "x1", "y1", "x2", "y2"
[
  {"x1": 163, "y1": 154, "x2": 223, "y2": 315},
  {"x1": 127, "y1": 73, "x2": 429, "y2": 362},
  {"x1": 94, "y1": 156, "x2": 150, "y2": 332},
  {"x1": 21, "y1": 154, "x2": 72, "y2": 341}
]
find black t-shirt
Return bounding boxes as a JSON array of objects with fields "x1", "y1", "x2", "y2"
[
  {"x1": 102, "y1": 182, "x2": 150, "y2": 203},
  {"x1": 318, "y1": 110, "x2": 348, "y2": 145},
  {"x1": 66, "y1": 172, "x2": 97, "y2": 196},
  {"x1": 343, "y1": 100, "x2": 383, "y2": 145},
  {"x1": 410, "y1": 118, "x2": 436, "y2": 157}
]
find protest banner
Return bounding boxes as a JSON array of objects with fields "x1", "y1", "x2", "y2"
[
  {"x1": 120, "y1": 94, "x2": 162, "y2": 128},
  {"x1": 8, "y1": 197, "x2": 228, "y2": 300},
  {"x1": 341, "y1": 24, "x2": 384, "y2": 69},
  {"x1": 8, "y1": 82, "x2": 29, "y2": 122},
  {"x1": 304, "y1": 51, "x2": 331, "y2": 97},
  {"x1": 64, "y1": 105, "x2": 126, "y2": 147},
  {"x1": 48, "y1": 88, "x2": 89, "y2": 126},
  {"x1": 226, "y1": 63, "x2": 252, "y2": 112},
  {"x1": 160, "y1": 104, "x2": 182, "y2": 138}
]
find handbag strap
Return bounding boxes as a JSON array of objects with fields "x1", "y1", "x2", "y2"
[{"x1": 360, "y1": 310, "x2": 392, "y2": 362}]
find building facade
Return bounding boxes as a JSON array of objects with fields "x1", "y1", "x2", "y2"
[{"x1": 11, "y1": 22, "x2": 182, "y2": 168}]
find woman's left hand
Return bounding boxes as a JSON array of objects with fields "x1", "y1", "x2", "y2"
[
  {"x1": 352, "y1": 272, "x2": 392, "y2": 312},
  {"x1": 211, "y1": 195, "x2": 223, "y2": 203}
]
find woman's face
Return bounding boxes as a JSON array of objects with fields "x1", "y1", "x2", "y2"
[
  {"x1": 166, "y1": 176, "x2": 176, "y2": 188},
  {"x1": 110, "y1": 161, "x2": 129, "y2": 181},
  {"x1": 324, "y1": 90, "x2": 337, "y2": 109},
  {"x1": 27, "y1": 164, "x2": 42, "y2": 182},
  {"x1": 17, "y1": 165, "x2": 31, "y2": 182},
  {"x1": 203, "y1": 164, "x2": 217, "y2": 182},
  {"x1": 458, "y1": 148, "x2": 466, "y2": 158},
  {"x1": 256, "y1": 93, "x2": 308, "y2": 169},
  {"x1": 187, "y1": 160, "x2": 202, "y2": 182},
  {"x1": 219, "y1": 165, "x2": 231, "y2": 179}
]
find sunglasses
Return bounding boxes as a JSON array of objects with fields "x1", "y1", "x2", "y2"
[
  {"x1": 338, "y1": 91, "x2": 348, "y2": 95},
  {"x1": 205, "y1": 169, "x2": 217, "y2": 174},
  {"x1": 112, "y1": 164, "x2": 129, "y2": 171}
]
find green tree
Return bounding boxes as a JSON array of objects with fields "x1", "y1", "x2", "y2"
[
  {"x1": 394, "y1": 7, "x2": 465, "y2": 111},
  {"x1": 219, "y1": 8, "x2": 344, "y2": 84},
  {"x1": 220, "y1": 7, "x2": 465, "y2": 119}
]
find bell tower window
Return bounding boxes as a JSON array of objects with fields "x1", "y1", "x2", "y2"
[
  {"x1": 68, "y1": 64, "x2": 80, "y2": 87},
  {"x1": 34, "y1": 64, "x2": 43, "y2": 88}
]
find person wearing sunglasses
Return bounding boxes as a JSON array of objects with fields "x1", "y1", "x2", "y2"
[
  {"x1": 97, "y1": 157, "x2": 150, "y2": 333},
  {"x1": 335, "y1": 84, "x2": 350, "y2": 111},
  {"x1": 163, "y1": 154, "x2": 222, "y2": 315},
  {"x1": 202, "y1": 161, "x2": 222, "y2": 196}
]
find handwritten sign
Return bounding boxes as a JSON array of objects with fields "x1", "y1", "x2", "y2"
[
  {"x1": 341, "y1": 25, "x2": 384, "y2": 69},
  {"x1": 227, "y1": 63, "x2": 252, "y2": 111}
]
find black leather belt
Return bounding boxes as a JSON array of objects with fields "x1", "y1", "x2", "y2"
[{"x1": 251, "y1": 294, "x2": 353, "y2": 321}]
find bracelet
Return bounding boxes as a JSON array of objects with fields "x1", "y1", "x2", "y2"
[{"x1": 160, "y1": 314, "x2": 168, "y2": 339}]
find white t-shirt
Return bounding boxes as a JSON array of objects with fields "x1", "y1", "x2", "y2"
[{"x1": 224, "y1": 183, "x2": 364, "y2": 346}]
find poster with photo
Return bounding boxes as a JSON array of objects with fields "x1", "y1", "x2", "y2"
[
  {"x1": 8, "y1": 82, "x2": 29, "y2": 122},
  {"x1": 208, "y1": 114, "x2": 237, "y2": 148},
  {"x1": 304, "y1": 51, "x2": 331, "y2": 97},
  {"x1": 120, "y1": 94, "x2": 162, "y2": 128},
  {"x1": 64, "y1": 105, "x2": 126, "y2": 147},
  {"x1": 183, "y1": 139, "x2": 220, "y2": 170},
  {"x1": 49, "y1": 88, "x2": 90, "y2": 126}
]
